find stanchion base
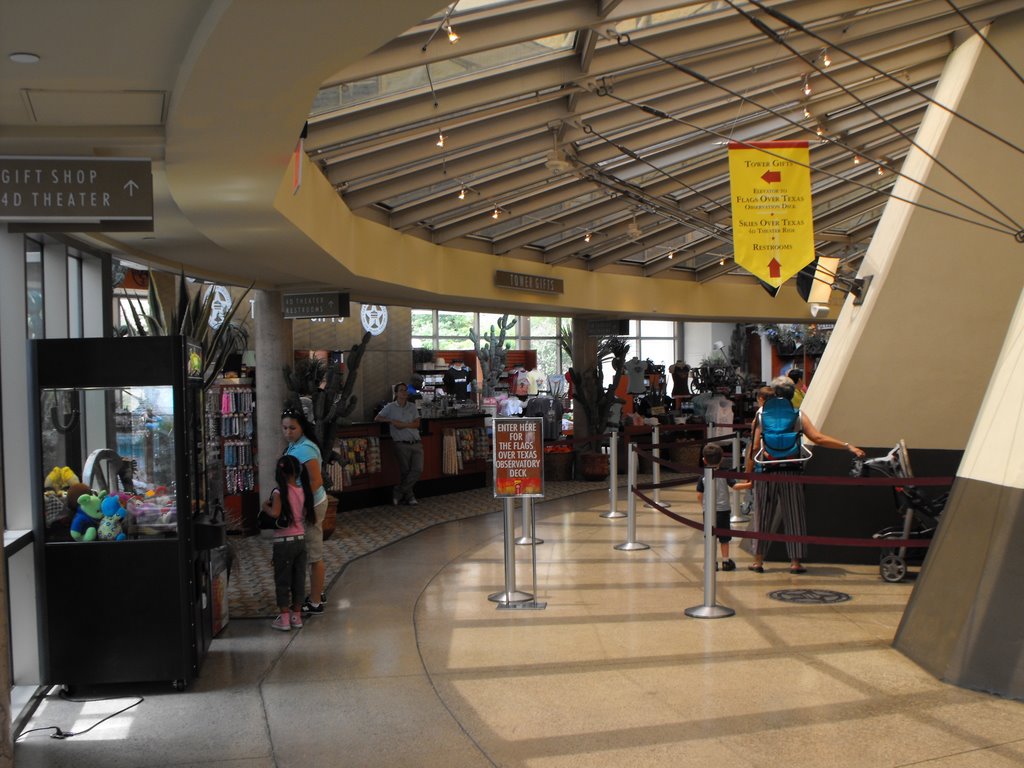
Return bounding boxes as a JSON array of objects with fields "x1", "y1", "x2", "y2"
[
  {"x1": 497, "y1": 600, "x2": 548, "y2": 611},
  {"x1": 600, "y1": 511, "x2": 627, "y2": 519},
  {"x1": 488, "y1": 590, "x2": 534, "y2": 604},
  {"x1": 514, "y1": 537, "x2": 544, "y2": 545},
  {"x1": 684, "y1": 604, "x2": 736, "y2": 619},
  {"x1": 644, "y1": 501, "x2": 672, "y2": 508},
  {"x1": 614, "y1": 542, "x2": 651, "y2": 551},
  {"x1": 730, "y1": 514, "x2": 751, "y2": 524}
]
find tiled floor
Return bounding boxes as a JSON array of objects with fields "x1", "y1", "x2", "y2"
[{"x1": 14, "y1": 485, "x2": 1024, "y2": 767}]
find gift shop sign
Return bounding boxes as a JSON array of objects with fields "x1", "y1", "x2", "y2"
[
  {"x1": 728, "y1": 141, "x2": 814, "y2": 287},
  {"x1": 493, "y1": 417, "x2": 544, "y2": 498},
  {"x1": 0, "y1": 156, "x2": 153, "y2": 225}
]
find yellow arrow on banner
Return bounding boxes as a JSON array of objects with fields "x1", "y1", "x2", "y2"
[{"x1": 728, "y1": 141, "x2": 815, "y2": 287}]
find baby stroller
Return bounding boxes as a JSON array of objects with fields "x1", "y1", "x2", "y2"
[{"x1": 851, "y1": 439, "x2": 948, "y2": 582}]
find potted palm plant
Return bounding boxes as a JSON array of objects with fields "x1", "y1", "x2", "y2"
[{"x1": 567, "y1": 336, "x2": 629, "y2": 480}]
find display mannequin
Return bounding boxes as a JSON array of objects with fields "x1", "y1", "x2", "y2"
[
  {"x1": 669, "y1": 361, "x2": 690, "y2": 396},
  {"x1": 442, "y1": 361, "x2": 472, "y2": 400},
  {"x1": 624, "y1": 356, "x2": 646, "y2": 394}
]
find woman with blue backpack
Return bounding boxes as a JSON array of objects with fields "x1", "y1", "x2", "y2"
[{"x1": 747, "y1": 376, "x2": 865, "y2": 574}]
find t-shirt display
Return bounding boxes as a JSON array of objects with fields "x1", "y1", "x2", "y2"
[{"x1": 442, "y1": 364, "x2": 472, "y2": 399}]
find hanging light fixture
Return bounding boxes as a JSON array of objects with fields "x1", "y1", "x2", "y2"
[
  {"x1": 492, "y1": 207, "x2": 501, "y2": 219},
  {"x1": 822, "y1": 50, "x2": 832, "y2": 68},
  {"x1": 444, "y1": 22, "x2": 459, "y2": 44},
  {"x1": 667, "y1": 251, "x2": 674, "y2": 260},
  {"x1": 435, "y1": 132, "x2": 445, "y2": 148},
  {"x1": 802, "y1": 75, "x2": 812, "y2": 97},
  {"x1": 457, "y1": 187, "x2": 466, "y2": 200},
  {"x1": 853, "y1": 155, "x2": 862, "y2": 165},
  {"x1": 719, "y1": 257, "x2": 726, "y2": 266},
  {"x1": 584, "y1": 232, "x2": 592, "y2": 243},
  {"x1": 803, "y1": 105, "x2": 812, "y2": 119},
  {"x1": 877, "y1": 164, "x2": 885, "y2": 176}
]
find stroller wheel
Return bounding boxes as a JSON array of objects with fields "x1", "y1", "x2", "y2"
[{"x1": 880, "y1": 553, "x2": 907, "y2": 583}]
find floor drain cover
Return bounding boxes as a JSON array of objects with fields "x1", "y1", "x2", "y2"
[{"x1": 768, "y1": 589, "x2": 852, "y2": 604}]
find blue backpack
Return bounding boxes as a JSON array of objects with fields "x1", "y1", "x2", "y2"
[{"x1": 754, "y1": 397, "x2": 812, "y2": 466}]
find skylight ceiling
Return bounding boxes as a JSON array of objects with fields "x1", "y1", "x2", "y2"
[{"x1": 306, "y1": 0, "x2": 1018, "y2": 284}]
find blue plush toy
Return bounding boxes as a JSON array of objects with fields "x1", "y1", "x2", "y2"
[
  {"x1": 97, "y1": 493, "x2": 127, "y2": 541},
  {"x1": 70, "y1": 490, "x2": 105, "y2": 542}
]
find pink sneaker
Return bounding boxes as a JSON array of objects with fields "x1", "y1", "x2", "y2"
[
  {"x1": 272, "y1": 613, "x2": 291, "y2": 631},
  {"x1": 290, "y1": 611, "x2": 303, "y2": 629}
]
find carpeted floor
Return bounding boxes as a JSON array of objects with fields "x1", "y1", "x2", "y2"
[{"x1": 226, "y1": 476, "x2": 635, "y2": 618}]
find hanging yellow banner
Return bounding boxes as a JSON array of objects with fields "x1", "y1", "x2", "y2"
[{"x1": 728, "y1": 141, "x2": 814, "y2": 287}]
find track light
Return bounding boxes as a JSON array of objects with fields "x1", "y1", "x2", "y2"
[
  {"x1": 457, "y1": 187, "x2": 466, "y2": 200},
  {"x1": 853, "y1": 155, "x2": 862, "y2": 165},
  {"x1": 436, "y1": 132, "x2": 445, "y2": 148},
  {"x1": 802, "y1": 75, "x2": 812, "y2": 97},
  {"x1": 445, "y1": 22, "x2": 459, "y2": 44},
  {"x1": 815, "y1": 124, "x2": 825, "y2": 137},
  {"x1": 822, "y1": 51, "x2": 832, "y2": 68},
  {"x1": 877, "y1": 165, "x2": 885, "y2": 176},
  {"x1": 584, "y1": 232, "x2": 592, "y2": 243},
  {"x1": 492, "y1": 207, "x2": 501, "y2": 219},
  {"x1": 803, "y1": 106, "x2": 812, "y2": 119},
  {"x1": 667, "y1": 251, "x2": 674, "y2": 260},
  {"x1": 719, "y1": 258, "x2": 725, "y2": 266}
]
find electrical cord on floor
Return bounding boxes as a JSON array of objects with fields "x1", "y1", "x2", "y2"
[{"x1": 16, "y1": 688, "x2": 144, "y2": 740}]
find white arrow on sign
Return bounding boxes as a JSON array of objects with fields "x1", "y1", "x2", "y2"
[{"x1": 124, "y1": 180, "x2": 139, "y2": 197}]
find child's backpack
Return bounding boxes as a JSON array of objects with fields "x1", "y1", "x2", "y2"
[{"x1": 754, "y1": 397, "x2": 812, "y2": 466}]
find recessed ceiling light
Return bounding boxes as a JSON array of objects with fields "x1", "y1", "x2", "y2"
[{"x1": 9, "y1": 52, "x2": 40, "y2": 64}]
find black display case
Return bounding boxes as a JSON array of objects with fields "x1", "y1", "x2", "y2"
[{"x1": 33, "y1": 336, "x2": 215, "y2": 690}]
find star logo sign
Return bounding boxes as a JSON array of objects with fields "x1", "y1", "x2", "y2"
[{"x1": 360, "y1": 304, "x2": 388, "y2": 336}]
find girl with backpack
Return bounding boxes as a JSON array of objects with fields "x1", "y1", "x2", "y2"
[{"x1": 265, "y1": 454, "x2": 316, "y2": 630}]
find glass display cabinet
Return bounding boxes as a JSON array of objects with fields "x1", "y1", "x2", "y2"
[{"x1": 33, "y1": 336, "x2": 215, "y2": 689}]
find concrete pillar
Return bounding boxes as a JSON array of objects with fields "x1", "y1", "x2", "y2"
[
  {"x1": 254, "y1": 291, "x2": 292, "y2": 495},
  {"x1": 0, "y1": 544, "x2": 10, "y2": 766},
  {"x1": 800, "y1": 12, "x2": 1024, "y2": 696},
  {"x1": 804, "y1": 13, "x2": 1024, "y2": 449}
]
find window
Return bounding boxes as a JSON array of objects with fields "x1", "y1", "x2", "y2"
[
  {"x1": 25, "y1": 237, "x2": 44, "y2": 339},
  {"x1": 411, "y1": 311, "x2": 677, "y2": 383}
]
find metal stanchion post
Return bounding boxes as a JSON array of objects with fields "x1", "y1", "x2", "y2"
[
  {"x1": 644, "y1": 424, "x2": 671, "y2": 508},
  {"x1": 502, "y1": 498, "x2": 548, "y2": 611},
  {"x1": 601, "y1": 431, "x2": 625, "y2": 519},
  {"x1": 515, "y1": 496, "x2": 543, "y2": 545},
  {"x1": 615, "y1": 442, "x2": 650, "y2": 551},
  {"x1": 685, "y1": 466, "x2": 735, "y2": 618},
  {"x1": 730, "y1": 432, "x2": 747, "y2": 523},
  {"x1": 488, "y1": 498, "x2": 533, "y2": 604}
]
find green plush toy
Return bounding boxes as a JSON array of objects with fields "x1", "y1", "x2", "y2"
[{"x1": 70, "y1": 490, "x2": 106, "y2": 542}]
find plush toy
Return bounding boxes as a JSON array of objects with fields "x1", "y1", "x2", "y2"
[
  {"x1": 97, "y1": 494, "x2": 127, "y2": 541},
  {"x1": 70, "y1": 490, "x2": 106, "y2": 542},
  {"x1": 44, "y1": 465, "x2": 80, "y2": 493}
]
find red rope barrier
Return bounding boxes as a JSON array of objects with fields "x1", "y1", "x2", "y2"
[{"x1": 633, "y1": 489, "x2": 933, "y2": 548}]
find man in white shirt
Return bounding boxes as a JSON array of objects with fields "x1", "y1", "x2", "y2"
[{"x1": 375, "y1": 383, "x2": 423, "y2": 505}]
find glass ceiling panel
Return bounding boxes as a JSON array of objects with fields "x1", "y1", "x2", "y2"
[
  {"x1": 425, "y1": 0, "x2": 531, "y2": 20},
  {"x1": 312, "y1": 32, "x2": 575, "y2": 115},
  {"x1": 612, "y1": 1, "x2": 732, "y2": 35}
]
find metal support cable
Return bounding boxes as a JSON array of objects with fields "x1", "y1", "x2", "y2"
[
  {"x1": 724, "y1": 0, "x2": 1023, "y2": 236},
  {"x1": 744, "y1": 0, "x2": 1024, "y2": 157},
  {"x1": 607, "y1": 34, "x2": 1019, "y2": 239},
  {"x1": 944, "y1": 0, "x2": 1024, "y2": 87}
]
